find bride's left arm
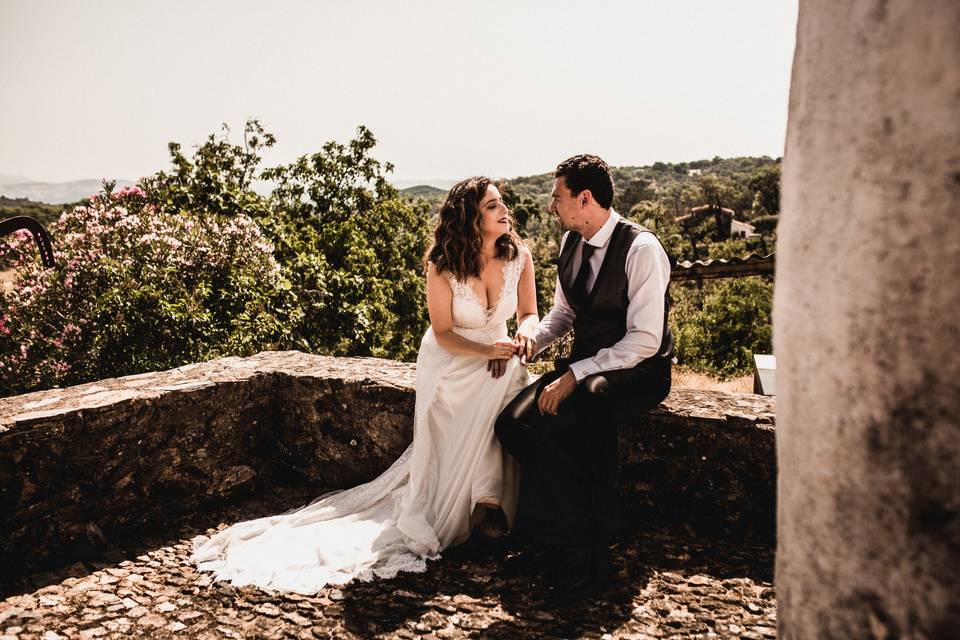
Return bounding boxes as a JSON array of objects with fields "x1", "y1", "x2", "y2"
[{"x1": 514, "y1": 246, "x2": 539, "y2": 362}]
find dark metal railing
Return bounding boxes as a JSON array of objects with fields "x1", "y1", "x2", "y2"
[{"x1": 0, "y1": 216, "x2": 55, "y2": 268}]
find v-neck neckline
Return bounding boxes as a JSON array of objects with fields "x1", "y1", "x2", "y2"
[{"x1": 467, "y1": 258, "x2": 510, "y2": 314}]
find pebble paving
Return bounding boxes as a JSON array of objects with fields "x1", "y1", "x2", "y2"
[{"x1": 1, "y1": 488, "x2": 776, "y2": 639}]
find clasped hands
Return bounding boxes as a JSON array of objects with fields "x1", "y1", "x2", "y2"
[
  {"x1": 485, "y1": 334, "x2": 577, "y2": 415},
  {"x1": 485, "y1": 331, "x2": 536, "y2": 379}
]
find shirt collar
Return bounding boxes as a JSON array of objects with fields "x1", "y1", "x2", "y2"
[{"x1": 584, "y1": 209, "x2": 621, "y2": 248}]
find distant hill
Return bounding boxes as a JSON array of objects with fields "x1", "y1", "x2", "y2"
[
  {"x1": 0, "y1": 196, "x2": 72, "y2": 227},
  {"x1": 0, "y1": 174, "x2": 34, "y2": 187},
  {"x1": 400, "y1": 184, "x2": 446, "y2": 198},
  {"x1": 391, "y1": 179, "x2": 457, "y2": 191},
  {"x1": 502, "y1": 156, "x2": 780, "y2": 224},
  {"x1": 0, "y1": 178, "x2": 134, "y2": 204},
  {"x1": 505, "y1": 156, "x2": 778, "y2": 199}
]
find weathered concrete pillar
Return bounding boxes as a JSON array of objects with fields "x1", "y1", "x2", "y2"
[{"x1": 775, "y1": 1, "x2": 960, "y2": 637}]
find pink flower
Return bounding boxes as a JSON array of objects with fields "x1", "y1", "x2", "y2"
[{"x1": 113, "y1": 185, "x2": 146, "y2": 199}]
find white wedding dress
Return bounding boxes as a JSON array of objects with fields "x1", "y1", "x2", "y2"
[{"x1": 191, "y1": 251, "x2": 531, "y2": 593}]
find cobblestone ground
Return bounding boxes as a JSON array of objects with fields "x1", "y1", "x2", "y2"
[{"x1": 1, "y1": 488, "x2": 776, "y2": 639}]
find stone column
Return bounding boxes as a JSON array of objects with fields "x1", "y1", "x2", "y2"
[{"x1": 775, "y1": 1, "x2": 960, "y2": 637}]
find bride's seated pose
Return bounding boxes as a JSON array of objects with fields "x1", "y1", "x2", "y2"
[{"x1": 191, "y1": 176, "x2": 538, "y2": 593}]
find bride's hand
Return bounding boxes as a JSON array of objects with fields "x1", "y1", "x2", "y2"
[
  {"x1": 513, "y1": 332, "x2": 536, "y2": 366},
  {"x1": 486, "y1": 340, "x2": 517, "y2": 360},
  {"x1": 486, "y1": 341, "x2": 516, "y2": 379},
  {"x1": 487, "y1": 358, "x2": 507, "y2": 379}
]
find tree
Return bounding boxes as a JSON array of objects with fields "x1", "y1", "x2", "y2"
[
  {"x1": 499, "y1": 182, "x2": 541, "y2": 236},
  {"x1": 141, "y1": 120, "x2": 274, "y2": 220},
  {"x1": 673, "y1": 277, "x2": 773, "y2": 379},
  {"x1": 143, "y1": 121, "x2": 433, "y2": 361},
  {"x1": 748, "y1": 163, "x2": 781, "y2": 215},
  {"x1": 614, "y1": 175, "x2": 654, "y2": 214},
  {"x1": 257, "y1": 125, "x2": 430, "y2": 360},
  {"x1": 695, "y1": 174, "x2": 736, "y2": 210}
]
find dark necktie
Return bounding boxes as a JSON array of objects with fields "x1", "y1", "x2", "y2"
[{"x1": 570, "y1": 241, "x2": 597, "y2": 303}]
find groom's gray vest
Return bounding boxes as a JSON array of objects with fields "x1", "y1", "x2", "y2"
[{"x1": 558, "y1": 218, "x2": 674, "y2": 366}]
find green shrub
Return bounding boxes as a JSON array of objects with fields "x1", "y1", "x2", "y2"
[
  {"x1": 673, "y1": 277, "x2": 773, "y2": 379},
  {"x1": 256, "y1": 126, "x2": 430, "y2": 360},
  {"x1": 753, "y1": 214, "x2": 779, "y2": 234}
]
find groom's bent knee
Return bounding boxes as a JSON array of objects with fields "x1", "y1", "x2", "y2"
[
  {"x1": 495, "y1": 412, "x2": 528, "y2": 461},
  {"x1": 494, "y1": 412, "x2": 513, "y2": 444},
  {"x1": 580, "y1": 374, "x2": 610, "y2": 398}
]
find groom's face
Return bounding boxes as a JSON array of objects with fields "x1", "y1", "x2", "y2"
[{"x1": 549, "y1": 177, "x2": 584, "y2": 232}]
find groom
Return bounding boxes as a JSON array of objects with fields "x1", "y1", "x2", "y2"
[{"x1": 495, "y1": 154, "x2": 673, "y2": 599}]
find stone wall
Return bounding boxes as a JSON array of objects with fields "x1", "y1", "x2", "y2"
[{"x1": 0, "y1": 351, "x2": 775, "y2": 580}]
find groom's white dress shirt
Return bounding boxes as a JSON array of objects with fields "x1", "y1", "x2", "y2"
[{"x1": 532, "y1": 210, "x2": 672, "y2": 382}]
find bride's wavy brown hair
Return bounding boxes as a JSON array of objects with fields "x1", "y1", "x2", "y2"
[{"x1": 425, "y1": 176, "x2": 521, "y2": 281}]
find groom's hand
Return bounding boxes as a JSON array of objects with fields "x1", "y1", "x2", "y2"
[
  {"x1": 514, "y1": 334, "x2": 536, "y2": 366},
  {"x1": 538, "y1": 370, "x2": 577, "y2": 415}
]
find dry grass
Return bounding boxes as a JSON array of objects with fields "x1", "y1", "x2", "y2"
[{"x1": 673, "y1": 367, "x2": 754, "y2": 393}]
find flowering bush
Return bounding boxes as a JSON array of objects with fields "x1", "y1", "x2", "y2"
[
  {"x1": 2, "y1": 122, "x2": 430, "y2": 396},
  {"x1": 0, "y1": 185, "x2": 293, "y2": 396}
]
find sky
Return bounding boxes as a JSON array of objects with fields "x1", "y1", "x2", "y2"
[{"x1": 0, "y1": 0, "x2": 798, "y2": 185}]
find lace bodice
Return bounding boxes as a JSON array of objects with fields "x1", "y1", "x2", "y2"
[
  {"x1": 415, "y1": 250, "x2": 525, "y2": 410},
  {"x1": 446, "y1": 251, "x2": 525, "y2": 333}
]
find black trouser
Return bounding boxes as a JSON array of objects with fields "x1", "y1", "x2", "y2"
[{"x1": 495, "y1": 357, "x2": 671, "y2": 550}]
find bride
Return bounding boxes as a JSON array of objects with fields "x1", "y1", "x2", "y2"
[{"x1": 192, "y1": 177, "x2": 538, "y2": 593}]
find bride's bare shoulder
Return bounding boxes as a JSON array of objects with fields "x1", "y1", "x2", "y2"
[
  {"x1": 427, "y1": 260, "x2": 460, "y2": 291},
  {"x1": 426, "y1": 260, "x2": 446, "y2": 282}
]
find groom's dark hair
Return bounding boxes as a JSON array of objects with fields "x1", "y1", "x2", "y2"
[{"x1": 555, "y1": 154, "x2": 614, "y2": 209}]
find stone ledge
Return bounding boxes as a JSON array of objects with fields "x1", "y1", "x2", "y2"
[{"x1": 0, "y1": 351, "x2": 775, "y2": 580}]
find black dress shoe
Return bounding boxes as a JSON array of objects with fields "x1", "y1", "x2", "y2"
[
  {"x1": 544, "y1": 544, "x2": 591, "y2": 588},
  {"x1": 589, "y1": 543, "x2": 612, "y2": 584},
  {"x1": 501, "y1": 547, "x2": 545, "y2": 579},
  {"x1": 544, "y1": 544, "x2": 613, "y2": 605},
  {"x1": 545, "y1": 569, "x2": 611, "y2": 605}
]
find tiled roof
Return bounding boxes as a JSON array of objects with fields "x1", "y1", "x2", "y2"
[{"x1": 672, "y1": 253, "x2": 775, "y2": 281}]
